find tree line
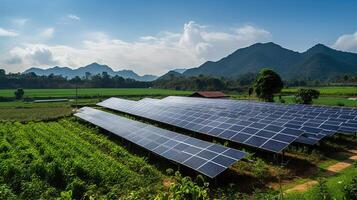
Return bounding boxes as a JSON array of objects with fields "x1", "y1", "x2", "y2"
[{"x1": 0, "y1": 69, "x2": 150, "y2": 89}]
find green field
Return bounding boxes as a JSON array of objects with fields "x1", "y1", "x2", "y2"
[
  {"x1": 0, "y1": 87, "x2": 357, "y2": 199},
  {"x1": 282, "y1": 86, "x2": 357, "y2": 96},
  {"x1": 0, "y1": 88, "x2": 192, "y2": 98},
  {"x1": 0, "y1": 119, "x2": 165, "y2": 199},
  {"x1": 285, "y1": 166, "x2": 357, "y2": 200},
  {"x1": 279, "y1": 96, "x2": 357, "y2": 107}
]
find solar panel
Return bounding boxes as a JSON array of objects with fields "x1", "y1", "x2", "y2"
[
  {"x1": 159, "y1": 96, "x2": 357, "y2": 140},
  {"x1": 98, "y1": 98, "x2": 305, "y2": 153},
  {"x1": 75, "y1": 107, "x2": 247, "y2": 178}
]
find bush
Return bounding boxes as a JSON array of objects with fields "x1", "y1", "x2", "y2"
[
  {"x1": 14, "y1": 88, "x2": 25, "y2": 100},
  {"x1": 156, "y1": 172, "x2": 209, "y2": 200},
  {"x1": 336, "y1": 102, "x2": 345, "y2": 107},
  {"x1": 0, "y1": 184, "x2": 16, "y2": 200},
  {"x1": 343, "y1": 176, "x2": 357, "y2": 200},
  {"x1": 251, "y1": 158, "x2": 269, "y2": 181},
  {"x1": 294, "y1": 88, "x2": 320, "y2": 104},
  {"x1": 316, "y1": 178, "x2": 332, "y2": 200}
]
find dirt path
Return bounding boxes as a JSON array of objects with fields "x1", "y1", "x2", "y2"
[{"x1": 285, "y1": 149, "x2": 357, "y2": 193}]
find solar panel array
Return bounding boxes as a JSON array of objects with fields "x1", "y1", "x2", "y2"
[
  {"x1": 160, "y1": 96, "x2": 357, "y2": 139},
  {"x1": 75, "y1": 107, "x2": 247, "y2": 178},
  {"x1": 98, "y1": 98, "x2": 305, "y2": 153}
]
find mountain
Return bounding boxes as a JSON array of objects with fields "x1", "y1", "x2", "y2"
[
  {"x1": 172, "y1": 68, "x2": 187, "y2": 74},
  {"x1": 24, "y1": 63, "x2": 158, "y2": 82},
  {"x1": 183, "y1": 42, "x2": 357, "y2": 80},
  {"x1": 156, "y1": 70, "x2": 184, "y2": 81}
]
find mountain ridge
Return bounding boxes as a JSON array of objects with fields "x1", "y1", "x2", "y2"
[
  {"x1": 24, "y1": 62, "x2": 158, "y2": 82},
  {"x1": 183, "y1": 42, "x2": 357, "y2": 80}
]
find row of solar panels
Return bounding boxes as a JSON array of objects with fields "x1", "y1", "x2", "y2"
[
  {"x1": 98, "y1": 97, "x2": 357, "y2": 152},
  {"x1": 75, "y1": 107, "x2": 247, "y2": 178},
  {"x1": 157, "y1": 97, "x2": 357, "y2": 144}
]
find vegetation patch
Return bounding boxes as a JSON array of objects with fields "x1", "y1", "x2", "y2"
[{"x1": 0, "y1": 119, "x2": 164, "y2": 199}]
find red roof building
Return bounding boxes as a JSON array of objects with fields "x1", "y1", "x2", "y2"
[{"x1": 189, "y1": 91, "x2": 229, "y2": 98}]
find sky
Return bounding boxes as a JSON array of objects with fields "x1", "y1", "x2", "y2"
[{"x1": 1, "y1": 0, "x2": 357, "y2": 76}]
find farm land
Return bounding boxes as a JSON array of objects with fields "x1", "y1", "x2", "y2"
[{"x1": 0, "y1": 87, "x2": 356, "y2": 199}]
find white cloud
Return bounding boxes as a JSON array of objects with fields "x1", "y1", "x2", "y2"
[
  {"x1": 0, "y1": 28, "x2": 18, "y2": 37},
  {"x1": 1, "y1": 21, "x2": 272, "y2": 75},
  {"x1": 11, "y1": 18, "x2": 29, "y2": 27},
  {"x1": 68, "y1": 14, "x2": 80, "y2": 21},
  {"x1": 39, "y1": 28, "x2": 55, "y2": 39},
  {"x1": 332, "y1": 31, "x2": 357, "y2": 52}
]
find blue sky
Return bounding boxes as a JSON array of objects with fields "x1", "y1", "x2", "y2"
[{"x1": 1, "y1": 0, "x2": 357, "y2": 75}]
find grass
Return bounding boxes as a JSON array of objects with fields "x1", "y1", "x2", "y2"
[
  {"x1": 0, "y1": 88, "x2": 192, "y2": 98},
  {"x1": 285, "y1": 166, "x2": 357, "y2": 200},
  {"x1": 279, "y1": 96, "x2": 357, "y2": 107},
  {"x1": 0, "y1": 107, "x2": 73, "y2": 122},
  {"x1": 282, "y1": 86, "x2": 357, "y2": 96},
  {"x1": 0, "y1": 118, "x2": 165, "y2": 199}
]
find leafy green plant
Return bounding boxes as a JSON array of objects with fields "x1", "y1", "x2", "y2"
[
  {"x1": 156, "y1": 172, "x2": 209, "y2": 200},
  {"x1": 343, "y1": 176, "x2": 357, "y2": 200},
  {"x1": 0, "y1": 184, "x2": 16, "y2": 200},
  {"x1": 316, "y1": 178, "x2": 332, "y2": 200},
  {"x1": 251, "y1": 158, "x2": 269, "y2": 181}
]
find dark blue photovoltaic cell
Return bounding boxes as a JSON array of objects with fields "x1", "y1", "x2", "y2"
[
  {"x1": 75, "y1": 107, "x2": 247, "y2": 178},
  {"x1": 98, "y1": 98, "x2": 305, "y2": 152},
  {"x1": 158, "y1": 96, "x2": 357, "y2": 144}
]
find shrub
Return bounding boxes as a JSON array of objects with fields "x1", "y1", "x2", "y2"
[
  {"x1": 67, "y1": 178, "x2": 87, "y2": 200},
  {"x1": 294, "y1": 88, "x2": 320, "y2": 104},
  {"x1": 316, "y1": 178, "x2": 332, "y2": 200},
  {"x1": 343, "y1": 176, "x2": 357, "y2": 200},
  {"x1": 14, "y1": 88, "x2": 25, "y2": 100},
  {"x1": 0, "y1": 184, "x2": 16, "y2": 200},
  {"x1": 336, "y1": 102, "x2": 345, "y2": 107},
  {"x1": 251, "y1": 158, "x2": 269, "y2": 181},
  {"x1": 156, "y1": 172, "x2": 209, "y2": 200},
  {"x1": 166, "y1": 168, "x2": 174, "y2": 176}
]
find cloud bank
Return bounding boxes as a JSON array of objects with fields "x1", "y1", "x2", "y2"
[
  {"x1": 333, "y1": 31, "x2": 357, "y2": 53},
  {"x1": 1, "y1": 21, "x2": 272, "y2": 75},
  {"x1": 0, "y1": 28, "x2": 18, "y2": 37}
]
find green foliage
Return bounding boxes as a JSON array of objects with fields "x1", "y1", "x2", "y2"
[
  {"x1": 0, "y1": 184, "x2": 16, "y2": 200},
  {"x1": 336, "y1": 102, "x2": 345, "y2": 107},
  {"x1": 166, "y1": 168, "x2": 174, "y2": 176},
  {"x1": 0, "y1": 119, "x2": 164, "y2": 199},
  {"x1": 251, "y1": 158, "x2": 269, "y2": 181},
  {"x1": 253, "y1": 68, "x2": 283, "y2": 102},
  {"x1": 156, "y1": 172, "x2": 209, "y2": 200},
  {"x1": 14, "y1": 88, "x2": 24, "y2": 99},
  {"x1": 294, "y1": 88, "x2": 320, "y2": 104},
  {"x1": 0, "y1": 71, "x2": 151, "y2": 89},
  {"x1": 343, "y1": 176, "x2": 357, "y2": 200},
  {"x1": 316, "y1": 178, "x2": 332, "y2": 200}
]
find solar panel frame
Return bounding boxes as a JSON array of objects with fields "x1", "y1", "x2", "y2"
[{"x1": 75, "y1": 107, "x2": 247, "y2": 178}]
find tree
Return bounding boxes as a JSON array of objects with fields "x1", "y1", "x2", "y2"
[
  {"x1": 294, "y1": 88, "x2": 320, "y2": 104},
  {"x1": 253, "y1": 68, "x2": 283, "y2": 102},
  {"x1": 14, "y1": 88, "x2": 24, "y2": 99},
  {"x1": 0, "y1": 69, "x2": 5, "y2": 77}
]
